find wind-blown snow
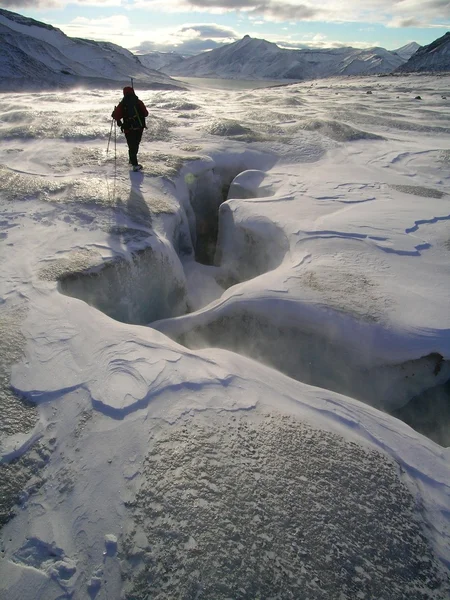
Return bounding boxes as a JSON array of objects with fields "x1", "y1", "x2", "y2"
[{"x1": 0, "y1": 75, "x2": 450, "y2": 599}]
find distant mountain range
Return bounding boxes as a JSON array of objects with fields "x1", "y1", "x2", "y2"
[
  {"x1": 0, "y1": 7, "x2": 448, "y2": 92},
  {"x1": 137, "y1": 51, "x2": 185, "y2": 73},
  {"x1": 396, "y1": 32, "x2": 450, "y2": 73},
  {"x1": 154, "y1": 35, "x2": 422, "y2": 81},
  {"x1": 0, "y1": 8, "x2": 184, "y2": 91},
  {"x1": 394, "y1": 42, "x2": 421, "y2": 62}
]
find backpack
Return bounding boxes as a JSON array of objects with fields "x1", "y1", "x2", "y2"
[{"x1": 120, "y1": 94, "x2": 145, "y2": 130}]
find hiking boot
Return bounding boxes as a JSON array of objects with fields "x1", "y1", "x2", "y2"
[{"x1": 133, "y1": 164, "x2": 143, "y2": 172}]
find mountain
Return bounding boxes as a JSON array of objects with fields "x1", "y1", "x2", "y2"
[
  {"x1": 0, "y1": 8, "x2": 435, "y2": 87},
  {"x1": 396, "y1": 32, "x2": 450, "y2": 73},
  {"x1": 164, "y1": 35, "x2": 408, "y2": 80},
  {"x1": 0, "y1": 8, "x2": 184, "y2": 91},
  {"x1": 393, "y1": 41, "x2": 421, "y2": 61},
  {"x1": 137, "y1": 51, "x2": 185, "y2": 72}
]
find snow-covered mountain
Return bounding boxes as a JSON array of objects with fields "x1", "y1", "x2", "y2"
[
  {"x1": 137, "y1": 50, "x2": 185, "y2": 72},
  {"x1": 0, "y1": 8, "x2": 184, "y2": 91},
  {"x1": 396, "y1": 32, "x2": 450, "y2": 73},
  {"x1": 164, "y1": 35, "x2": 408, "y2": 80},
  {"x1": 0, "y1": 8, "x2": 430, "y2": 88},
  {"x1": 393, "y1": 41, "x2": 421, "y2": 61}
]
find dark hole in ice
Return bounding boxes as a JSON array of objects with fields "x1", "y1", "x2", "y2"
[
  {"x1": 191, "y1": 177, "x2": 231, "y2": 266},
  {"x1": 393, "y1": 379, "x2": 450, "y2": 447},
  {"x1": 58, "y1": 247, "x2": 189, "y2": 326}
]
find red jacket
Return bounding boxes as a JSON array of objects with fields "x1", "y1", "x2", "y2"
[{"x1": 112, "y1": 88, "x2": 148, "y2": 133}]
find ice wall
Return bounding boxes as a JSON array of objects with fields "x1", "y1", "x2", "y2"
[
  {"x1": 59, "y1": 240, "x2": 188, "y2": 326},
  {"x1": 167, "y1": 308, "x2": 449, "y2": 415}
]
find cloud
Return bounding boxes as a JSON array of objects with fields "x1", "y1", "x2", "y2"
[
  {"x1": 134, "y1": 0, "x2": 450, "y2": 26},
  {"x1": 135, "y1": 0, "x2": 320, "y2": 22},
  {"x1": 386, "y1": 0, "x2": 450, "y2": 27},
  {"x1": 0, "y1": 0, "x2": 60, "y2": 6},
  {"x1": 59, "y1": 14, "x2": 132, "y2": 38},
  {"x1": 1, "y1": 0, "x2": 122, "y2": 7},
  {"x1": 134, "y1": 38, "x2": 224, "y2": 54},
  {"x1": 191, "y1": 0, "x2": 319, "y2": 21},
  {"x1": 392, "y1": 0, "x2": 450, "y2": 18},
  {"x1": 42, "y1": 12, "x2": 238, "y2": 53},
  {"x1": 5, "y1": 0, "x2": 450, "y2": 27},
  {"x1": 55, "y1": 14, "x2": 151, "y2": 48},
  {"x1": 388, "y1": 17, "x2": 423, "y2": 28},
  {"x1": 132, "y1": 22, "x2": 238, "y2": 55},
  {"x1": 11, "y1": 0, "x2": 449, "y2": 55},
  {"x1": 275, "y1": 31, "x2": 376, "y2": 50},
  {"x1": 177, "y1": 23, "x2": 238, "y2": 38}
]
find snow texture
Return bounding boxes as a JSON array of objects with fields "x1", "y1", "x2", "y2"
[{"x1": 122, "y1": 412, "x2": 448, "y2": 600}]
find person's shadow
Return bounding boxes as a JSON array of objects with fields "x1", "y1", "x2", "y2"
[
  {"x1": 124, "y1": 169, "x2": 152, "y2": 232},
  {"x1": 109, "y1": 169, "x2": 153, "y2": 251},
  {"x1": 99, "y1": 169, "x2": 156, "y2": 324}
]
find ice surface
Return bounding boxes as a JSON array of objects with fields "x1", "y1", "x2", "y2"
[
  {"x1": 0, "y1": 308, "x2": 36, "y2": 439},
  {"x1": 298, "y1": 118, "x2": 385, "y2": 141},
  {"x1": 122, "y1": 411, "x2": 449, "y2": 599},
  {"x1": 0, "y1": 76, "x2": 450, "y2": 599},
  {"x1": 0, "y1": 307, "x2": 42, "y2": 527}
]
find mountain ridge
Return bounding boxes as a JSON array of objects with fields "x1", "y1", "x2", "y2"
[
  {"x1": 394, "y1": 41, "x2": 421, "y2": 61},
  {"x1": 396, "y1": 32, "x2": 450, "y2": 73},
  {"x1": 0, "y1": 8, "x2": 185, "y2": 91},
  {"x1": 163, "y1": 36, "x2": 411, "y2": 81},
  {"x1": 1, "y1": 7, "x2": 449, "y2": 90}
]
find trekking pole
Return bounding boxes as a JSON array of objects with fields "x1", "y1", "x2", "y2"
[
  {"x1": 113, "y1": 119, "x2": 117, "y2": 200},
  {"x1": 114, "y1": 118, "x2": 117, "y2": 164},
  {"x1": 106, "y1": 116, "x2": 114, "y2": 156}
]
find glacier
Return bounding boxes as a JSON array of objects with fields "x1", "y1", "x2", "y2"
[{"x1": 0, "y1": 75, "x2": 450, "y2": 599}]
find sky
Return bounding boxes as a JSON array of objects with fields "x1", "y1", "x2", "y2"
[{"x1": 1, "y1": 1, "x2": 450, "y2": 56}]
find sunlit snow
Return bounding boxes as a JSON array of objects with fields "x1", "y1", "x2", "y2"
[{"x1": 0, "y1": 75, "x2": 450, "y2": 599}]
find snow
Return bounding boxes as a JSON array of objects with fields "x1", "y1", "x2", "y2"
[{"x1": 0, "y1": 75, "x2": 450, "y2": 599}]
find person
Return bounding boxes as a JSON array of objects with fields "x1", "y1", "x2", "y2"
[{"x1": 111, "y1": 86, "x2": 149, "y2": 171}]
